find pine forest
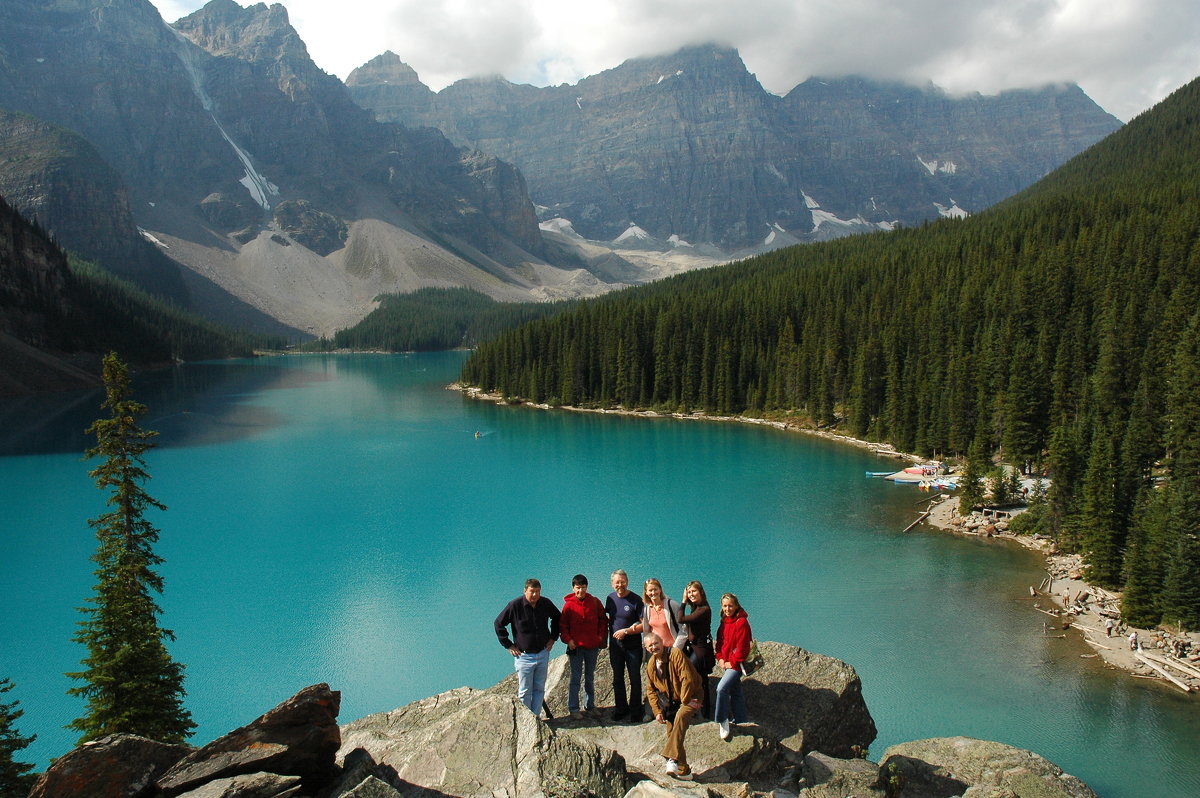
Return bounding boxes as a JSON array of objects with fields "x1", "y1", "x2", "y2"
[{"x1": 462, "y1": 77, "x2": 1200, "y2": 628}]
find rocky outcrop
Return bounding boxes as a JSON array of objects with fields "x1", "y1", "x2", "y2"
[
  {"x1": 879, "y1": 737, "x2": 1099, "y2": 798},
  {"x1": 349, "y1": 44, "x2": 1122, "y2": 251},
  {"x1": 743, "y1": 640, "x2": 877, "y2": 759},
  {"x1": 27, "y1": 734, "x2": 191, "y2": 798},
  {"x1": 487, "y1": 639, "x2": 876, "y2": 761},
  {"x1": 26, "y1": 647, "x2": 1098, "y2": 798},
  {"x1": 272, "y1": 201, "x2": 348, "y2": 256},
  {"x1": 339, "y1": 688, "x2": 628, "y2": 798},
  {"x1": 156, "y1": 683, "x2": 342, "y2": 796}
]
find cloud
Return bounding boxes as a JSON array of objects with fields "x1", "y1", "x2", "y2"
[{"x1": 151, "y1": 0, "x2": 1200, "y2": 121}]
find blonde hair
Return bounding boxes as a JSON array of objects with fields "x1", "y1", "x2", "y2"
[
  {"x1": 643, "y1": 578, "x2": 664, "y2": 605},
  {"x1": 685, "y1": 580, "x2": 709, "y2": 606},
  {"x1": 720, "y1": 592, "x2": 742, "y2": 613}
]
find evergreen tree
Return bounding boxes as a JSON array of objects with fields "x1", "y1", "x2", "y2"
[
  {"x1": 67, "y1": 353, "x2": 194, "y2": 744},
  {"x1": 958, "y1": 434, "x2": 989, "y2": 516},
  {"x1": 1079, "y1": 428, "x2": 1125, "y2": 588},
  {"x1": 1159, "y1": 313, "x2": 1200, "y2": 628},
  {"x1": 1120, "y1": 488, "x2": 1169, "y2": 627},
  {"x1": 0, "y1": 679, "x2": 37, "y2": 798}
]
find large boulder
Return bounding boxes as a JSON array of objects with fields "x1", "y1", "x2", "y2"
[
  {"x1": 28, "y1": 734, "x2": 192, "y2": 798},
  {"x1": 799, "y1": 751, "x2": 886, "y2": 797},
  {"x1": 561, "y1": 713, "x2": 780, "y2": 785},
  {"x1": 338, "y1": 687, "x2": 628, "y2": 798},
  {"x1": 157, "y1": 684, "x2": 342, "y2": 797},
  {"x1": 879, "y1": 737, "x2": 1098, "y2": 798},
  {"x1": 741, "y1": 641, "x2": 877, "y2": 760}
]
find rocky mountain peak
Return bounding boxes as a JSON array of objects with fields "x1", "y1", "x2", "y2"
[
  {"x1": 353, "y1": 42, "x2": 1121, "y2": 249},
  {"x1": 581, "y1": 42, "x2": 755, "y2": 100},
  {"x1": 345, "y1": 51, "x2": 426, "y2": 89},
  {"x1": 175, "y1": 0, "x2": 312, "y2": 70}
]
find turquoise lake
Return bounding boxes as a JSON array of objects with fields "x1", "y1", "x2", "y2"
[{"x1": 1, "y1": 352, "x2": 1197, "y2": 796}]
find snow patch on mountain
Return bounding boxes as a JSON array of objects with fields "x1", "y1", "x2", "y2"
[
  {"x1": 934, "y1": 202, "x2": 969, "y2": 219},
  {"x1": 138, "y1": 228, "x2": 169, "y2": 248},
  {"x1": 668, "y1": 234, "x2": 693, "y2": 248},
  {"x1": 802, "y1": 191, "x2": 820, "y2": 210},
  {"x1": 655, "y1": 70, "x2": 685, "y2": 85},
  {"x1": 918, "y1": 157, "x2": 959, "y2": 175},
  {"x1": 540, "y1": 217, "x2": 581, "y2": 237},
  {"x1": 614, "y1": 223, "x2": 652, "y2": 243}
]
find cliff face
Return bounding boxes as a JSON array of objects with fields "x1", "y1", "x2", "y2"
[
  {"x1": 348, "y1": 44, "x2": 1122, "y2": 250},
  {"x1": 0, "y1": 109, "x2": 189, "y2": 300}
]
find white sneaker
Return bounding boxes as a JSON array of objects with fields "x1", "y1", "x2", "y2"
[
  {"x1": 718, "y1": 719, "x2": 731, "y2": 740},
  {"x1": 665, "y1": 758, "x2": 679, "y2": 775}
]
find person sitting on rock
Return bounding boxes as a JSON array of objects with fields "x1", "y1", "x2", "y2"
[
  {"x1": 561, "y1": 573, "x2": 608, "y2": 719},
  {"x1": 495, "y1": 578, "x2": 561, "y2": 717},
  {"x1": 644, "y1": 631, "x2": 703, "y2": 780},
  {"x1": 714, "y1": 592, "x2": 752, "y2": 740}
]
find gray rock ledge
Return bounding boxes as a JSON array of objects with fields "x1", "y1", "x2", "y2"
[{"x1": 26, "y1": 643, "x2": 1097, "y2": 798}]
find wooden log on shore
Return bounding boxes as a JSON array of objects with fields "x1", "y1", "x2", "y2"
[
  {"x1": 1142, "y1": 651, "x2": 1200, "y2": 680},
  {"x1": 902, "y1": 511, "x2": 929, "y2": 532},
  {"x1": 1082, "y1": 636, "x2": 1112, "y2": 651},
  {"x1": 1135, "y1": 652, "x2": 1194, "y2": 693}
]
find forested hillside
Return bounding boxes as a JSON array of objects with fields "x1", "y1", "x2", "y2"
[
  {"x1": 313, "y1": 288, "x2": 573, "y2": 352},
  {"x1": 1, "y1": 191, "x2": 260, "y2": 396},
  {"x1": 461, "y1": 77, "x2": 1200, "y2": 628}
]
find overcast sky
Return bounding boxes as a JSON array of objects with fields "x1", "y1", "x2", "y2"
[{"x1": 151, "y1": 0, "x2": 1199, "y2": 122}]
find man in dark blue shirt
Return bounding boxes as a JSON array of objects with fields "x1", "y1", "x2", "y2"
[
  {"x1": 605, "y1": 568, "x2": 645, "y2": 721},
  {"x1": 495, "y1": 578, "x2": 561, "y2": 716}
]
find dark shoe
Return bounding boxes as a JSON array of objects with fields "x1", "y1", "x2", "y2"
[{"x1": 610, "y1": 708, "x2": 627, "y2": 721}]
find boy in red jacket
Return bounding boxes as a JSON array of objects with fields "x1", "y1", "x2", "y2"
[{"x1": 561, "y1": 574, "x2": 608, "y2": 718}]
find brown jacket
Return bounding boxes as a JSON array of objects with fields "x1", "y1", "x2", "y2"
[{"x1": 645, "y1": 646, "x2": 702, "y2": 716}]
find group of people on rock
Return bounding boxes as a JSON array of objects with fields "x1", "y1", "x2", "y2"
[{"x1": 494, "y1": 570, "x2": 753, "y2": 781}]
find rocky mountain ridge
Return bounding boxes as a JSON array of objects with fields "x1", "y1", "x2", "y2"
[
  {"x1": 0, "y1": 0, "x2": 608, "y2": 338},
  {"x1": 27, "y1": 642, "x2": 1099, "y2": 798},
  {"x1": 348, "y1": 45, "x2": 1122, "y2": 251}
]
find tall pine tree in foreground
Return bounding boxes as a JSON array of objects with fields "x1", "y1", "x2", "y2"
[
  {"x1": 67, "y1": 353, "x2": 194, "y2": 744},
  {"x1": 0, "y1": 679, "x2": 37, "y2": 798}
]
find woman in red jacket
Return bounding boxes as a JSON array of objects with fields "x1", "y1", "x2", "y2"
[{"x1": 713, "y1": 592, "x2": 751, "y2": 740}]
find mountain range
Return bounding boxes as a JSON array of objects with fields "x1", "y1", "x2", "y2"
[
  {"x1": 0, "y1": 0, "x2": 1120, "y2": 342},
  {"x1": 347, "y1": 45, "x2": 1121, "y2": 251}
]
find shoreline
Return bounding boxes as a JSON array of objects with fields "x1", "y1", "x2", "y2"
[{"x1": 454, "y1": 383, "x2": 1199, "y2": 696}]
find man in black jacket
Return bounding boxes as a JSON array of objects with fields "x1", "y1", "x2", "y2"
[{"x1": 495, "y1": 578, "x2": 562, "y2": 715}]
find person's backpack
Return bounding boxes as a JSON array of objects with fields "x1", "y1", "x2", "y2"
[{"x1": 742, "y1": 639, "x2": 765, "y2": 675}]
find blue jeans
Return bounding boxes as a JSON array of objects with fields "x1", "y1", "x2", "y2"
[
  {"x1": 609, "y1": 640, "x2": 643, "y2": 714},
  {"x1": 714, "y1": 667, "x2": 747, "y2": 723},
  {"x1": 567, "y1": 646, "x2": 600, "y2": 712},
  {"x1": 514, "y1": 648, "x2": 550, "y2": 715}
]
